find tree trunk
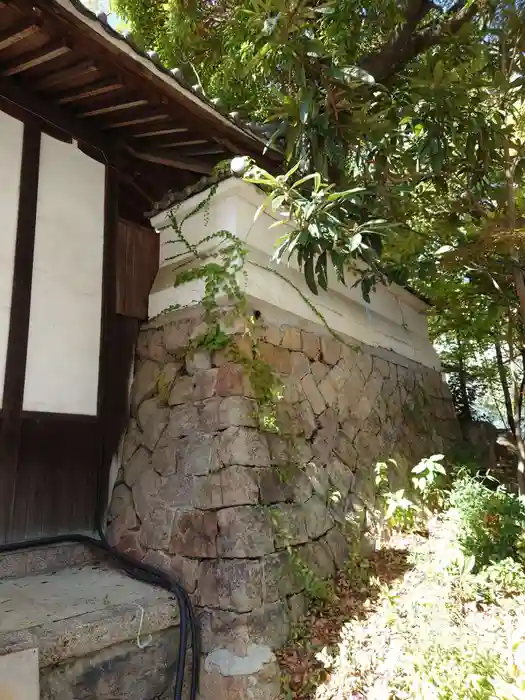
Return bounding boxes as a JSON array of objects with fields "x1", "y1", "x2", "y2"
[{"x1": 495, "y1": 339, "x2": 516, "y2": 433}]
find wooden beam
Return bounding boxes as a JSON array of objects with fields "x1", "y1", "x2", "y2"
[
  {"x1": 79, "y1": 99, "x2": 148, "y2": 118},
  {"x1": 2, "y1": 42, "x2": 70, "y2": 77},
  {"x1": 35, "y1": 61, "x2": 98, "y2": 91},
  {"x1": 57, "y1": 81, "x2": 124, "y2": 104},
  {"x1": 133, "y1": 127, "x2": 188, "y2": 138},
  {"x1": 0, "y1": 123, "x2": 41, "y2": 542},
  {"x1": 0, "y1": 21, "x2": 42, "y2": 52},
  {"x1": 158, "y1": 139, "x2": 208, "y2": 149},
  {"x1": 126, "y1": 145, "x2": 212, "y2": 175},
  {"x1": 0, "y1": 74, "x2": 111, "y2": 153},
  {"x1": 104, "y1": 114, "x2": 168, "y2": 130}
]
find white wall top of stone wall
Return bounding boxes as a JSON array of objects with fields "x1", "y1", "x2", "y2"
[{"x1": 150, "y1": 179, "x2": 440, "y2": 370}]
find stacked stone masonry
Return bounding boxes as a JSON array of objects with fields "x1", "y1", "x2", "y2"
[{"x1": 108, "y1": 307, "x2": 460, "y2": 699}]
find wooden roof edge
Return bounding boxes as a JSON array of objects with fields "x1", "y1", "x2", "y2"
[{"x1": 28, "y1": 0, "x2": 282, "y2": 163}]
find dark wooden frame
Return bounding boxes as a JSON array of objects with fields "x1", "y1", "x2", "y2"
[{"x1": 0, "y1": 106, "x2": 139, "y2": 544}]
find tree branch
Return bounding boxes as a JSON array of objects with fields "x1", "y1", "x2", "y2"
[{"x1": 358, "y1": 0, "x2": 480, "y2": 83}]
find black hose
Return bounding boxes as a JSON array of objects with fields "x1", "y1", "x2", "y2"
[{"x1": 0, "y1": 526, "x2": 200, "y2": 700}]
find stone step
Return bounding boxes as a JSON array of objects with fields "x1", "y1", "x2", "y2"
[
  {"x1": 0, "y1": 541, "x2": 100, "y2": 581},
  {"x1": 0, "y1": 562, "x2": 181, "y2": 700}
]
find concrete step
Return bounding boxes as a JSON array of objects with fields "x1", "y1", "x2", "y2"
[{"x1": 0, "y1": 562, "x2": 181, "y2": 700}]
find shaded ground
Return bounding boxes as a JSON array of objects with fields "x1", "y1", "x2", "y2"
[
  {"x1": 278, "y1": 524, "x2": 525, "y2": 699},
  {"x1": 278, "y1": 543, "x2": 413, "y2": 699}
]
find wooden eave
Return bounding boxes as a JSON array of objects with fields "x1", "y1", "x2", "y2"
[{"x1": 0, "y1": 0, "x2": 281, "y2": 216}]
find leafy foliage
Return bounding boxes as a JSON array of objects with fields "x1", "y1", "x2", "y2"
[{"x1": 448, "y1": 475, "x2": 525, "y2": 568}]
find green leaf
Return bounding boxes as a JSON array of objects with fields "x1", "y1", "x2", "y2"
[
  {"x1": 304, "y1": 256, "x2": 318, "y2": 295},
  {"x1": 316, "y1": 251, "x2": 328, "y2": 291}
]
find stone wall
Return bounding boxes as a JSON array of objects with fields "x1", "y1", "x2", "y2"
[{"x1": 107, "y1": 306, "x2": 459, "y2": 699}]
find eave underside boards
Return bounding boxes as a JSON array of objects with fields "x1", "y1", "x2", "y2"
[{"x1": 0, "y1": 1, "x2": 277, "y2": 210}]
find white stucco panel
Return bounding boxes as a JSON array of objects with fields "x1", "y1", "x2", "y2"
[
  {"x1": 0, "y1": 111, "x2": 23, "y2": 407},
  {"x1": 151, "y1": 179, "x2": 440, "y2": 370},
  {"x1": 24, "y1": 135, "x2": 105, "y2": 415}
]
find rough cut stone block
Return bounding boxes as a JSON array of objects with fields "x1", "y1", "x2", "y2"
[
  {"x1": 124, "y1": 447, "x2": 151, "y2": 487},
  {"x1": 326, "y1": 457, "x2": 354, "y2": 497},
  {"x1": 304, "y1": 461, "x2": 330, "y2": 498},
  {"x1": 216, "y1": 363, "x2": 246, "y2": 396},
  {"x1": 132, "y1": 469, "x2": 163, "y2": 522},
  {"x1": 281, "y1": 326, "x2": 302, "y2": 351},
  {"x1": 165, "y1": 404, "x2": 200, "y2": 439},
  {"x1": 138, "y1": 507, "x2": 175, "y2": 551},
  {"x1": 186, "y1": 349, "x2": 212, "y2": 374},
  {"x1": 219, "y1": 427, "x2": 270, "y2": 467},
  {"x1": 323, "y1": 528, "x2": 350, "y2": 569},
  {"x1": 320, "y1": 336, "x2": 341, "y2": 365},
  {"x1": 290, "y1": 351, "x2": 311, "y2": 379},
  {"x1": 259, "y1": 324, "x2": 282, "y2": 346},
  {"x1": 311, "y1": 361, "x2": 329, "y2": 382},
  {"x1": 121, "y1": 420, "x2": 143, "y2": 464},
  {"x1": 217, "y1": 507, "x2": 274, "y2": 558},
  {"x1": 178, "y1": 433, "x2": 220, "y2": 475},
  {"x1": 192, "y1": 473, "x2": 223, "y2": 509},
  {"x1": 116, "y1": 530, "x2": 145, "y2": 560},
  {"x1": 142, "y1": 549, "x2": 198, "y2": 593},
  {"x1": 199, "y1": 397, "x2": 222, "y2": 432},
  {"x1": 139, "y1": 328, "x2": 169, "y2": 363},
  {"x1": 301, "y1": 374, "x2": 325, "y2": 415},
  {"x1": 168, "y1": 375, "x2": 194, "y2": 406},
  {"x1": 40, "y1": 629, "x2": 180, "y2": 700},
  {"x1": 219, "y1": 396, "x2": 258, "y2": 428},
  {"x1": 302, "y1": 496, "x2": 334, "y2": 540},
  {"x1": 263, "y1": 552, "x2": 304, "y2": 598},
  {"x1": 193, "y1": 368, "x2": 219, "y2": 400},
  {"x1": 197, "y1": 559, "x2": 264, "y2": 612},
  {"x1": 200, "y1": 649, "x2": 281, "y2": 700},
  {"x1": 137, "y1": 399, "x2": 169, "y2": 451},
  {"x1": 257, "y1": 342, "x2": 292, "y2": 375},
  {"x1": 150, "y1": 438, "x2": 177, "y2": 477},
  {"x1": 258, "y1": 467, "x2": 292, "y2": 504},
  {"x1": 301, "y1": 332, "x2": 320, "y2": 360},
  {"x1": 163, "y1": 319, "x2": 192, "y2": 353},
  {"x1": 156, "y1": 362, "x2": 182, "y2": 399},
  {"x1": 109, "y1": 483, "x2": 134, "y2": 522},
  {"x1": 220, "y1": 466, "x2": 259, "y2": 507},
  {"x1": 130, "y1": 360, "x2": 159, "y2": 414},
  {"x1": 298, "y1": 541, "x2": 335, "y2": 580},
  {"x1": 288, "y1": 592, "x2": 308, "y2": 623},
  {"x1": 199, "y1": 602, "x2": 290, "y2": 654},
  {"x1": 334, "y1": 431, "x2": 358, "y2": 469},
  {"x1": 296, "y1": 400, "x2": 317, "y2": 439},
  {"x1": 170, "y1": 509, "x2": 218, "y2": 558},
  {"x1": 318, "y1": 373, "x2": 337, "y2": 407},
  {"x1": 271, "y1": 504, "x2": 308, "y2": 548}
]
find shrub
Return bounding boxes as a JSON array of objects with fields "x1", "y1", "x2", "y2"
[
  {"x1": 475, "y1": 558, "x2": 525, "y2": 602},
  {"x1": 448, "y1": 476, "x2": 525, "y2": 569}
]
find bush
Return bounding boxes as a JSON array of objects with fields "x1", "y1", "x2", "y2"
[{"x1": 448, "y1": 476, "x2": 525, "y2": 569}]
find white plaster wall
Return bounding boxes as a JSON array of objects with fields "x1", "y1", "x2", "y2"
[
  {"x1": 150, "y1": 179, "x2": 440, "y2": 370},
  {"x1": 23, "y1": 135, "x2": 105, "y2": 415},
  {"x1": 0, "y1": 112, "x2": 23, "y2": 407}
]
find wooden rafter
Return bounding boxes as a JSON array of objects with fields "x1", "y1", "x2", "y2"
[
  {"x1": 79, "y1": 99, "x2": 148, "y2": 118},
  {"x1": 158, "y1": 139, "x2": 208, "y2": 149},
  {"x1": 104, "y1": 114, "x2": 167, "y2": 130},
  {"x1": 126, "y1": 145, "x2": 212, "y2": 175},
  {"x1": 36, "y1": 61, "x2": 98, "y2": 90},
  {"x1": 2, "y1": 42, "x2": 70, "y2": 76},
  {"x1": 133, "y1": 127, "x2": 188, "y2": 138},
  {"x1": 0, "y1": 20, "x2": 42, "y2": 52},
  {"x1": 57, "y1": 81, "x2": 123, "y2": 104}
]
